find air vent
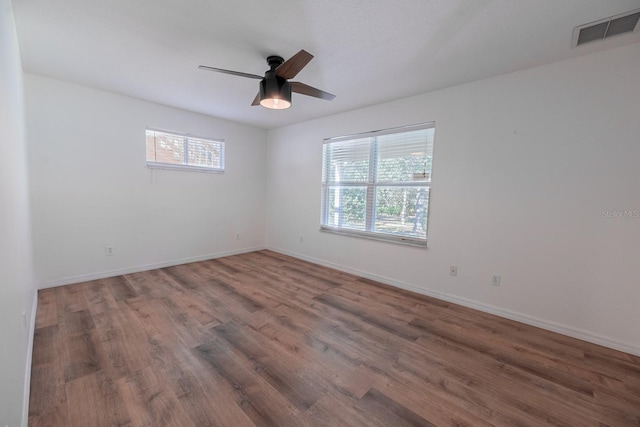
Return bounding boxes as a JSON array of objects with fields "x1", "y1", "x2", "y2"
[{"x1": 572, "y1": 9, "x2": 640, "y2": 47}]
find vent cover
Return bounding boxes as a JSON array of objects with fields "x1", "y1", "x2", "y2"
[{"x1": 573, "y1": 9, "x2": 640, "y2": 47}]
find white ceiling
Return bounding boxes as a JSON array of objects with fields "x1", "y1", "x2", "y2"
[{"x1": 12, "y1": 0, "x2": 640, "y2": 130}]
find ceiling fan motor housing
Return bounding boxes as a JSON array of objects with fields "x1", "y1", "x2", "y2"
[{"x1": 260, "y1": 70, "x2": 291, "y2": 109}]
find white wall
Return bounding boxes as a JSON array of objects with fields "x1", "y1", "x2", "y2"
[
  {"x1": 26, "y1": 75, "x2": 267, "y2": 286},
  {"x1": 0, "y1": 0, "x2": 36, "y2": 425},
  {"x1": 266, "y1": 42, "x2": 640, "y2": 355}
]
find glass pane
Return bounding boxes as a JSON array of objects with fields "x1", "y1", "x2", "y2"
[
  {"x1": 326, "y1": 186, "x2": 367, "y2": 231},
  {"x1": 146, "y1": 131, "x2": 185, "y2": 166},
  {"x1": 323, "y1": 138, "x2": 371, "y2": 183},
  {"x1": 374, "y1": 186, "x2": 429, "y2": 239},
  {"x1": 376, "y1": 128, "x2": 435, "y2": 183},
  {"x1": 187, "y1": 137, "x2": 222, "y2": 169}
]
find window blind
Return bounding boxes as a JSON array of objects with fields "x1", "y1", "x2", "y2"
[
  {"x1": 321, "y1": 123, "x2": 435, "y2": 246},
  {"x1": 146, "y1": 128, "x2": 225, "y2": 172}
]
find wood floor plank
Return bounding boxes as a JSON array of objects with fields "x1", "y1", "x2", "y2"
[
  {"x1": 193, "y1": 339, "x2": 302, "y2": 426},
  {"x1": 157, "y1": 348, "x2": 256, "y2": 427},
  {"x1": 374, "y1": 353, "x2": 566, "y2": 426},
  {"x1": 101, "y1": 275, "x2": 138, "y2": 301},
  {"x1": 29, "y1": 250, "x2": 640, "y2": 426},
  {"x1": 123, "y1": 269, "x2": 183, "y2": 298},
  {"x1": 28, "y1": 363, "x2": 68, "y2": 427},
  {"x1": 92, "y1": 302, "x2": 153, "y2": 379},
  {"x1": 409, "y1": 316, "x2": 598, "y2": 398},
  {"x1": 257, "y1": 315, "x2": 379, "y2": 399},
  {"x1": 313, "y1": 292, "x2": 422, "y2": 341},
  {"x1": 408, "y1": 330, "x2": 633, "y2": 426},
  {"x1": 84, "y1": 281, "x2": 119, "y2": 316},
  {"x1": 354, "y1": 387, "x2": 440, "y2": 427},
  {"x1": 34, "y1": 288, "x2": 58, "y2": 329},
  {"x1": 65, "y1": 371, "x2": 130, "y2": 427},
  {"x1": 296, "y1": 393, "x2": 374, "y2": 427},
  {"x1": 56, "y1": 283, "x2": 89, "y2": 314},
  {"x1": 57, "y1": 309, "x2": 105, "y2": 383},
  {"x1": 31, "y1": 325, "x2": 59, "y2": 366},
  {"x1": 163, "y1": 287, "x2": 221, "y2": 328},
  {"x1": 117, "y1": 366, "x2": 195, "y2": 427},
  {"x1": 212, "y1": 321, "x2": 327, "y2": 410},
  {"x1": 126, "y1": 296, "x2": 205, "y2": 352},
  {"x1": 28, "y1": 324, "x2": 68, "y2": 426}
]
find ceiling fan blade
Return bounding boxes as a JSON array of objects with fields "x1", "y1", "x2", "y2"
[
  {"x1": 251, "y1": 92, "x2": 260, "y2": 106},
  {"x1": 275, "y1": 50, "x2": 313, "y2": 79},
  {"x1": 291, "y1": 82, "x2": 336, "y2": 101},
  {"x1": 198, "y1": 65, "x2": 263, "y2": 80}
]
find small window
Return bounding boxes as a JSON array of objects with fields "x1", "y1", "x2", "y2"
[
  {"x1": 146, "y1": 128, "x2": 225, "y2": 172},
  {"x1": 321, "y1": 123, "x2": 435, "y2": 246}
]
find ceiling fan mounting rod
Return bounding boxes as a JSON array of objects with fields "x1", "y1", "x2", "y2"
[{"x1": 266, "y1": 56, "x2": 285, "y2": 69}]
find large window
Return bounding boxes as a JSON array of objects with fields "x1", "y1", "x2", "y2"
[
  {"x1": 146, "y1": 128, "x2": 225, "y2": 172},
  {"x1": 321, "y1": 123, "x2": 435, "y2": 246}
]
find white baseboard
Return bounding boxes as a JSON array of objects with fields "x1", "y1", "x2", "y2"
[
  {"x1": 37, "y1": 246, "x2": 266, "y2": 290},
  {"x1": 22, "y1": 289, "x2": 38, "y2": 427},
  {"x1": 267, "y1": 246, "x2": 640, "y2": 357}
]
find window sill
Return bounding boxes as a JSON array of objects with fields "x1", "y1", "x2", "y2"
[
  {"x1": 320, "y1": 226, "x2": 428, "y2": 248},
  {"x1": 146, "y1": 162, "x2": 224, "y2": 173}
]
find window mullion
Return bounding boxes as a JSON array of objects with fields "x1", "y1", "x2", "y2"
[
  {"x1": 365, "y1": 137, "x2": 377, "y2": 232},
  {"x1": 321, "y1": 145, "x2": 331, "y2": 225},
  {"x1": 183, "y1": 137, "x2": 189, "y2": 165}
]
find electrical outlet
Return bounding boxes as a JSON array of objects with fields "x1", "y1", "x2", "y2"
[
  {"x1": 105, "y1": 245, "x2": 114, "y2": 256},
  {"x1": 491, "y1": 274, "x2": 501, "y2": 286},
  {"x1": 449, "y1": 266, "x2": 457, "y2": 277}
]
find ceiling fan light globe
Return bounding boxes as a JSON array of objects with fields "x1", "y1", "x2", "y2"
[
  {"x1": 260, "y1": 98, "x2": 291, "y2": 109},
  {"x1": 259, "y1": 74, "x2": 292, "y2": 110}
]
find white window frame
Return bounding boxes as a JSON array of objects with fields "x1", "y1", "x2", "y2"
[
  {"x1": 146, "y1": 127, "x2": 225, "y2": 173},
  {"x1": 321, "y1": 122, "x2": 435, "y2": 247}
]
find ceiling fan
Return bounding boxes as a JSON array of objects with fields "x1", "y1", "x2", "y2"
[{"x1": 199, "y1": 50, "x2": 335, "y2": 110}]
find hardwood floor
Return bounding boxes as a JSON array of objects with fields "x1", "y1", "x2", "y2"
[{"x1": 29, "y1": 250, "x2": 640, "y2": 426}]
